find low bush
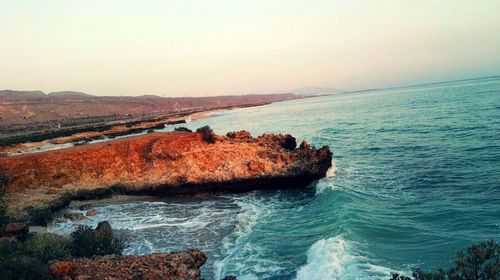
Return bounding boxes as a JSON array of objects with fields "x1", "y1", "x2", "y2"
[
  {"x1": 19, "y1": 234, "x2": 71, "y2": 263},
  {"x1": 390, "y1": 239, "x2": 500, "y2": 280},
  {"x1": 0, "y1": 221, "x2": 125, "y2": 279},
  {"x1": 70, "y1": 221, "x2": 125, "y2": 257},
  {"x1": 0, "y1": 207, "x2": 7, "y2": 235},
  {"x1": 0, "y1": 254, "x2": 54, "y2": 280},
  {"x1": 196, "y1": 125, "x2": 216, "y2": 143},
  {"x1": 174, "y1": 126, "x2": 192, "y2": 132},
  {"x1": 0, "y1": 235, "x2": 57, "y2": 280}
]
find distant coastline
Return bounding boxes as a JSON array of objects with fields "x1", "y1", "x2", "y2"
[
  {"x1": 343, "y1": 75, "x2": 500, "y2": 95},
  {"x1": 0, "y1": 92, "x2": 315, "y2": 154}
]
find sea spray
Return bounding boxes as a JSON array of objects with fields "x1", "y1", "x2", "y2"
[
  {"x1": 316, "y1": 160, "x2": 338, "y2": 193},
  {"x1": 296, "y1": 236, "x2": 395, "y2": 279}
]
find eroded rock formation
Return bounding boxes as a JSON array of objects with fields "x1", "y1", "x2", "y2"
[
  {"x1": 0, "y1": 130, "x2": 332, "y2": 223},
  {"x1": 50, "y1": 249, "x2": 207, "y2": 280}
]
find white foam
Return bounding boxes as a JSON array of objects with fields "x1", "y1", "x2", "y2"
[
  {"x1": 214, "y1": 199, "x2": 261, "y2": 278},
  {"x1": 296, "y1": 236, "x2": 395, "y2": 280},
  {"x1": 213, "y1": 195, "x2": 290, "y2": 279},
  {"x1": 316, "y1": 160, "x2": 339, "y2": 194},
  {"x1": 296, "y1": 236, "x2": 350, "y2": 280},
  {"x1": 326, "y1": 160, "x2": 338, "y2": 178}
]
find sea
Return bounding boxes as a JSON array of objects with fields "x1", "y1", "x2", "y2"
[{"x1": 48, "y1": 76, "x2": 500, "y2": 279}]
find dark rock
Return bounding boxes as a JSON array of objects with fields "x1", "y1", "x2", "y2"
[
  {"x1": 95, "y1": 221, "x2": 113, "y2": 240},
  {"x1": 4, "y1": 223, "x2": 29, "y2": 241},
  {"x1": 221, "y1": 276, "x2": 237, "y2": 280},
  {"x1": 299, "y1": 140, "x2": 311, "y2": 150},
  {"x1": 281, "y1": 134, "x2": 297, "y2": 150},
  {"x1": 174, "y1": 127, "x2": 192, "y2": 132}
]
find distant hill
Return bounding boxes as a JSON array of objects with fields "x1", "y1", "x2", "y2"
[
  {"x1": 0, "y1": 90, "x2": 301, "y2": 126},
  {"x1": 48, "y1": 91, "x2": 94, "y2": 98},
  {"x1": 0, "y1": 90, "x2": 46, "y2": 98}
]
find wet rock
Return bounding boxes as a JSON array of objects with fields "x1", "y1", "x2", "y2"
[
  {"x1": 221, "y1": 276, "x2": 237, "y2": 280},
  {"x1": 64, "y1": 212, "x2": 86, "y2": 221},
  {"x1": 95, "y1": 221, "x2": 113, "y2": 240},
  {"x1": 86, "y1": 209, "x2": 101, "y2": 216},
  {"x1": 4, "y1": 222, "x2": 29, "y2": 241}
]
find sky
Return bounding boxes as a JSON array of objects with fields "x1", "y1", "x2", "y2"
[{"x1": 1, "y1": 1, "x2": 499, "y2": 96}]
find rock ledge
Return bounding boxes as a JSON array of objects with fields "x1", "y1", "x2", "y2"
[{"x1": 0, "y1": 130, "x2": 332, "y2": 224}]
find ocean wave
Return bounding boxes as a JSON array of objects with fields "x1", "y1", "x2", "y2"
[
  {"x1": 316, "y1": 160, "x2": 338, "y2": 193},
  {"x1": 213, "y1": 195, "x2": 290, "y2": 279},
  {"x1": 213, "y1": 198, "x2": 263, "y2": 278},
  {"x1": 296, "y1": 236, "x2": 395, "y2": 280}
]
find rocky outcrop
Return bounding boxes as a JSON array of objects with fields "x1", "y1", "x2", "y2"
[
  {"x1": 0, "y1": 130, "x2": 332, "y2": 224},
  {"x1": 50, "y1": 249, "x2": 207, "y2": 280}
]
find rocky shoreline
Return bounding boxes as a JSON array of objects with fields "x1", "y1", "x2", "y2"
[
  {"x1": 0, "y1": 128, "x2": 331, "y2": 279},
  {"x1": 0, "y1": 129, "x2": 332, "y2": 225},
  {"x1": 50, "y1": 249, "x2": 208, "y2": 280}
]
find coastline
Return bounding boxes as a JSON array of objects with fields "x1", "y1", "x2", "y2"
[
  {"x1": 0, "y1": 98, "x2": 311, "y2": 156},
  {"x1": 0, "y1": 108, "x2": 220, "y2": 156},
  {"x1": 0, "y1": 129, "x2": 332, "y2": 224}
]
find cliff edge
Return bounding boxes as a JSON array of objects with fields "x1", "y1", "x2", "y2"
[{"x1": 0, "y1": 129, "x2": 332, "y2": 224}]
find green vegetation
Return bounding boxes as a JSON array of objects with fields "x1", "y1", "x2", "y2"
[
  {"x1": 1, "y1": 235, "x2": 59, "y2": 280},
  {"x1": 390, "y1": 240, "x2": 500, "y2": 280},
  {"x1": 174, "y1": 126, "x2": 192, "y2": 132},
  {"x1": 70, "y1": 221, "x2": 124, "y2": 258},
  {"x1": 19, "y1": 234, "x2": 71, "y2": 263},
  {"x1": 0, "y1": 221, "x2": 125, "y2": 280},
  {"x1": 0, "y1": 207, "x2": 7, "y2": 235},
  {"x1": 196, "y1": 125, "x2": 216, "y2": 143}
]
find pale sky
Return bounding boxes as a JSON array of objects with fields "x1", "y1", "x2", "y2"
[{"x1": 1, "y1": 1, "x2": 499, "y2": 96}]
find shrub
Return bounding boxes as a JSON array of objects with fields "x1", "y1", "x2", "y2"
[
  {"x1": 390, "y1": 239, "x2": 500, "y2": 280},
  {"x1": 0, "y1": 235, "x2": 57, "y2": 280},
  {"x1": 0, "y1": 221, "x2": 124, "y2": 279},
  {"x1": 70, "y1": 221, "x2": 125, "y2": 257},
  {"x1": 0, "y1": 207, "x2": 7, "y2": 235},
  {"x1": 0, "y1": 255, "x2": 54, "y2": 280},
  {"x1": 196, "y1": 125, "x2": 216, "y2": 143},
  {"x1": 174, "y1": 126, "x2": 192, "y2": 132},
  {"x1": 27, "y1": 207, "x2": 54, "y2": 226},
  {"x1": 19, "y1": 234, "x2": 71, "y2": 263}
]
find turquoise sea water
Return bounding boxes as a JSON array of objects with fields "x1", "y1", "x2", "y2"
[{"x1": 49, "y1": 76, "x2": 500, "y2": 279}]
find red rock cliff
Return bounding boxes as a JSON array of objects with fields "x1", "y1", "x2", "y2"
[{"x1": 0, "y1": 130, "x2": 332, "y2": 223}]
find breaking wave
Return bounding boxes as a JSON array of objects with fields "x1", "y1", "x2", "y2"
[{"x1": 296, "y1": 236, "x2": 396, "y2": 280}]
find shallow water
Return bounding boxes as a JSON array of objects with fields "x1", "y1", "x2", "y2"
[{"x1": 49, "y1": 76, "x2": 500, "y2": 279}]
